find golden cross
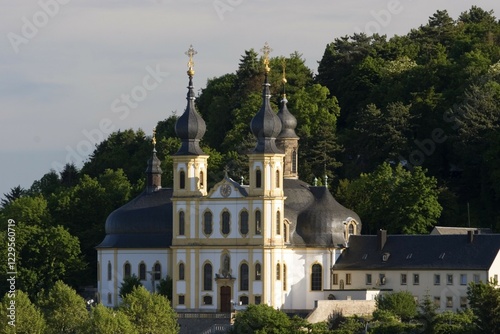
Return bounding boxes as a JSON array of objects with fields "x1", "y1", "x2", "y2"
[
  {"x1": 281, "y1": 57, "x2": 287, "y2": 83},
  {"x1": 152, "y1": 127, "x2": 157, "y2": 146},
  {"x1": 260, "y1": 42, "x2": 272, "y2": 73},
  {"x1": 185, "y1": 45, "x2": 197, "y2": 76}
]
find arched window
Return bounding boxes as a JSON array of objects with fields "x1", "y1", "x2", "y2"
[
  {"x1": 203, "y1": 263, "x2": 213, "y2": 291},
  {"x1": 179, "y1": 263, "x2": 185, "y2": 281},
  {"x1": 276, "y1": 211, "x2": 281, "y2": 235},
  {"x1": 200, "y1": 171, "x2": 204, "y2": 188},
  {"x1": 107, "y1": 261, "x2": 112, "y2": 281},
  {"x1": 240, "y1": 263, "x2": 249, "y2": 291},
  {"x1": 154, "y1": 262, "x2": 161, "y2": 280},
  {"x1": 276, "y1": 263, "x2": 281, "y2": 280},
  {"x1": 221, "y1": 211, "x2": 230, "y2": 235},
  {"x1": 311, "y1": 264, "x2": 322, "y2": 291},
  {"x1": 349, "y1": 223, "x2": 354, "y2": 235},
  {"x1": 240, "y1": 210, "x2": 249, "y2": 235},
  {"x1": 124, "y1": 262, "x2": 131, "y2": 279},
  {"x1": 283, "y1": 264, "x2": 287, "y2": 291},
  {"x1": 276, "y1": 170, "x2": 280, "y2": 188},
  {"x1": 255, "y1": 263, "x2": 262, "y2": 280},
  {"x1": 255, "y1": 210, "x2": 262, "y2": 235},
  {"x1": 179, "y1": 211, "x2": 185, "y2": 236},
  {"x1": 292, "y1": 149, "x2": 297, "y2": 173},
  {"x1": 204, "y1": 211, "x2": 213, "y2": 235},
  {"x1": 180, "y1": 170, "x2": 185, "y2": 189},
  {"x1": 107, "y1": 293, "x2": 112, "y2": 305},
  {"x1": 256, "y1": 169, "x2": 262, "y2": 188},
  {"x1": 139, "y1": 262, "x2": 146, "y2": 280},
  {"x1": 283, "y1": 223, "x2": 288, "y2": 243}
]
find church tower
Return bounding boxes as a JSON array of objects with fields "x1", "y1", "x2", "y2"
[
  {"x1": 172, "y1": 45, "x2": 208, "y2": 198},
  {"x1": 145, "y1": 128, "x2": 162, "y2": 193},
  {"x1": 276, "y1": 60, "x2": 299, "y2": 180},
  {"x1": 248, "y1": 43, "x2": 286, "y2": 307}
]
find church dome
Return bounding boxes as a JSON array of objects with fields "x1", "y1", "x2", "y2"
[
  {"x1": 295, "y1": 186, "x2": 361, "y2": 247},
  {"x1": 277, "y1": 95, "x2": 298, "y2": 139},
  {"x1": 97, "y1": 189, "x2": 173, "y2": 248}
]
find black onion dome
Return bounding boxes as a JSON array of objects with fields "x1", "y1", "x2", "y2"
[
  {"x1": 295, "y1": 186, "x2": 361, "y2": 247},
  {"x1": 97, "y1": 189, "x2": 173, "y2": 248},
  {"x1": 250, "y1": 74, "x2": 283, "y2": 153},
  {"x1": 277, "y1": 96, "x2": 298, "y2": 139},
  {"x1": 175, "y1": 76, "x2": 206, "y2": 155}
]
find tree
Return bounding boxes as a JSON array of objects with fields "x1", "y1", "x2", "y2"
[
  {"x1": 120, "y1": 286, "x2": 179, "y2": 334},
  {"x1": 156, "y1": 275, "x2": 173, "y2": 301},
  {"x1": 119, "y1": 275, "x2": 142, "y2": 298},
  {"x1": 1, "y1": 185, "x2": 27, "y2": 208},
  {"x1": 0, "y1": 290, "x2": 46, "y2": 334},
  {"x1": 467, "y1": 281, "x2": 500, "y2": 333},
  {"x1": 84, "y1": 303, "x2": 137, "y2": 334},
  {"x1": 433, "y1": 309, "x2": 477, "y2": 334},
  {"x1": 37, "y1": 281, "x2": 89, "y2": 334},
  {"x1": 0, "y1": 195, "x2": 52, "y2": 227},
  {"x1": 337, "y1": 163, "x2": 442, "y2": 234},
  {"x1": 230, "y1": 304, "x2": 298, "y2": 334},
  {"x1": 375, "y1": 291, "x2": 418, "y2": 322},
  {"x1": 0, "y1": 223, "x2": 84, "y2": 298}
]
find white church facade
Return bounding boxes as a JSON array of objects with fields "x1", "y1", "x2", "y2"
[{"x1": 96, "y1": 46, "x2": 361, "y2": 313}]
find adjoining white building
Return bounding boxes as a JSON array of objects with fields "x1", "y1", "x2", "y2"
[
  {"x1": 96, "y1": 47, "x2": 361, "y2": 313},
  {"x1": 331, "y1": 230, "x2": 500, "y2": 311}
]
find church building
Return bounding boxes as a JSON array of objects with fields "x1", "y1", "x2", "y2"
[{"x1": 96, "y1": 44, "x2": 362, "y2": 313}]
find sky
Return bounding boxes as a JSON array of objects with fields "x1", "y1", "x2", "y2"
[{"x1": 1, "y1": 0, "x2": 499, "y2": 197}]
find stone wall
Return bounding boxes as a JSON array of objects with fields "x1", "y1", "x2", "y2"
[{"x1": 306, "y1": 300, "x2": 376, "y2": 323}]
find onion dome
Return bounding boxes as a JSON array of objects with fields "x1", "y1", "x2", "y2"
[
  {"x1": 250, "y1": 43, "x2": 282, "y2": 154},
  {"x1": 277, "y1": 93, "x2": 298, "y2": 139},
  {"x1": 295, "y1": 186, "x2": 361, "y2": 247},
  {"x1": 175, "y1": 45, "x2": 206, "y2": 155}
]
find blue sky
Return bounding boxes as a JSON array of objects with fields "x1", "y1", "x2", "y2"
[{"x1": 1, "y1": 0, "x2": 499, "y2": 197}]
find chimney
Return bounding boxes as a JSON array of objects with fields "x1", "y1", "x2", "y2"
[
  {"x1": 468, "y1": 230, "x2": 474, "y2": 243},
  {"x1": 378, "y1": 229, "x2": 387, "y2": 250}
]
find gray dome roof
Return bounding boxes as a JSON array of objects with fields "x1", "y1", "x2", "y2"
[
  {"x1": 277, "y1": 96, "x2": 298, "y2": 139},
  {"x1": 175, "y1": 76, "x2": 206, "y2": 155},
  {"x1": 250, "y1": 74, "x2": 283, "y2": 154},
  {"x1": 97, "y1": 189, "x2": 173, "y2": 248},
  {"x1": 286, "y1": 183, "x2": 361, "y2": 247}
]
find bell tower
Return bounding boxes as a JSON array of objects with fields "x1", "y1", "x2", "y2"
[{"x1": 172, "y1": 45, "x2": 208, "y2": 197}]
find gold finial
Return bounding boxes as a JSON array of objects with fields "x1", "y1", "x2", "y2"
[
  {"x1": 260, "y1": 42, "x2": 273, "y2": 73},
  {"x1": 185, "y1": 44, "x2": 197, "y2": 77},
  {"x1": 281, "y1": 57, "x2": 287, "y2": 98},
  {"x1": 152, "y1": 127, "x2": 157, "y2": 146}
]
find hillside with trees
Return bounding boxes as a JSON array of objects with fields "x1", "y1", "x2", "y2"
[{"x1": 0, "y1": 6, "x2": 499, "y2": 300}]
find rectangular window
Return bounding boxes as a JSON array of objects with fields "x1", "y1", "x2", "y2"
[
  {"x1": 413, "y1": 274, "x2": 419, "y2": 285},
  {"x1": 460, "y1": 274, "x2": 467, "y2": 285},
  {"x1": 239, "y1": 296, "x2": 249, "y2": 305},
  {"x1": 366, "y1": 274, "x2": 372, "y2": 285},
  {"x1": 332, "y1": 273, "x2": 338, "y2": 285},
  {"x1": 178, "y1": 295, "x2": 185, "y2": 305},
  {"x1": 447, "y1": 274, "x2": 453, "y2": 285},
  {"x1": 446, "y1": 296, "x2": 453, "y2": 308},
  {"x1": 460, "y1": 296, "x2": 467, "y2": 308},
  {"x1": 379, "y1": 274, "x2": 386, "y2": 285},
  {"x1": 203, "y1": 295, "x2": 213, "y2": 305},
  {"x1": 434, "y1": 274, "x2": 440, "y2": 285},
  {"x1": 434, "y1": 296, "x2": 440, "y2": 307},
  {"x1": 401, "y1": 274, "x2": 407, "y2": 285},
  {"x1": 494, "y1": 275, "x2": 498, "y2": 284},
  {"x1": 255, "y1": 296, "x2": 261, "y2": 305},
  {"x1": 346, "y1": 273, "x2": 352, "y2": 285},
  {"x1": 473, "y1": 274, "x2": 480, "y2": 284}
]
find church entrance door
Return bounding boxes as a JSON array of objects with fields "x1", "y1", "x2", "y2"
[{"x1": 220, "y1": 286, "x2": 231, "y2": 313}]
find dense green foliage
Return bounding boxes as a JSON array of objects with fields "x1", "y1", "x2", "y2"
[
  {"x1": 119, "y1": 275, "x2": 143, "y2": 298},
  {"x1": 0, "y1": 6, "x2": 498, "y2": 304}
]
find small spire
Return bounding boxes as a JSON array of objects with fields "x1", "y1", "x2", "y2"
[
  {"x1": 324, "y1": 174, "x2": 329, "y2": 187},
  {"x1": 314, "y1": 177, "x2": 318, "y2": 186},
  {"x1": 240, "y1": 176, "x2": 244, "y2": 185},
  {"x1": 281, "y1": 57, "x2": 287, "y2": 99},
  {"x1": 260, "y1": 42, "x2": 272, "y2": 73},
  {"x1": 152, "y1": 127, "x2": 157, "y2": 150},
  {"x1": 223, "y1": 166, "x2": 229, "y2": 178},
  {"x1": 185, "y1": 44, "x2": 197, "y2": 77}
]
